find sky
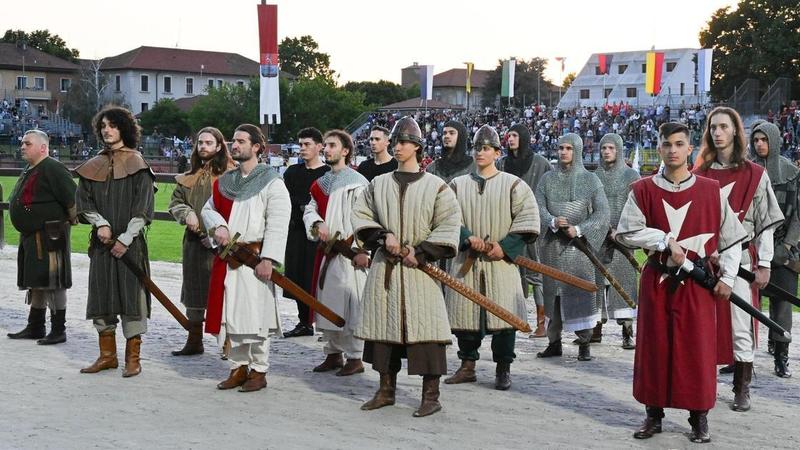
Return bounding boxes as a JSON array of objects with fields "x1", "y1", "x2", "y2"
[{"x1": 2, "y1": 0, "x2": 738, "y2": 85}]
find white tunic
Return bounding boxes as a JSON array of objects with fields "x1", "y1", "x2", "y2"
[
  {"x1": 201, "y1": 177, "x2": 291, "y2": 338},
  {"x1": 303, "y1": 180, "x2": 368, "y2": 332}
]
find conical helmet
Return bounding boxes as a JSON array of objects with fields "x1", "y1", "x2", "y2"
[
  {"x1": 390, "y1": 116, "x2": 424, "y2": 148},
  {"x1": 473, "y1": 124, "x2": 501, "y2": 150}
]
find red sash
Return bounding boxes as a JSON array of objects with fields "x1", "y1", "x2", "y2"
[
  {"x1": 205, "y1": 179, "x2": 234, "y2": 334},
  {"x1": 308, "y1": 181, "x2": 330, "y2": 325}
]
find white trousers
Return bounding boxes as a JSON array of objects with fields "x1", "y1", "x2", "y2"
[
  {"x1": 228, "y1": 334, "x2": 271, "y2": 373},
  {"x1": 322, "y1": 329, "x2": 363, "y2": 360}
]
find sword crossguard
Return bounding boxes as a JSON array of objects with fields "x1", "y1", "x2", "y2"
[{"x1": 220, "y1": 232, "x2": 241, "y2": 259}]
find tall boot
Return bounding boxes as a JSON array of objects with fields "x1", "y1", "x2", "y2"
[
  {"x1": 688, "y1": 410, "x2": 711, "y2": 443},
  {"x1": 589, "y1": 322, "x2": 603, "y2": 343},
  {"x1": 578, "y1": 342, "x2": 593, "y2": 361},
  {"x1": 37, "y1": 309, "x2": 67, "y2": 345},
  {"x1": 731, "y1": 361, "x2": 752, "y2": 411},
  {"x1": 621, "y1": 321, "x2": 635, "y2": 350},
  {"x1": 361, "y1": 372, "x2": 397, "y2": 410},
  {"x1": 413, "y1": 375, "x2": 442, "y2": 417},
  {"x1": 774, "y1": 341, "x2": 792, "y2": 378},
  {"x1": 495, "y1": 362, "x2": 511, "y2": 391},
  {"x1": 81, "y1": 330, "x2": 118, "y2": 373},
  {"x1": 444, "y1": 360, "x2": 476, "y2": 384},
  {"x1": 531, "y1": 305, "x2": 546, "y2": 338},
  {"x1": 122, "y1": 335, "x2": 142, "y2": 378},
  {"x1": 172, "y1": 321, "x2": 204, "y2": 356},
  {"x1": 7, "y1": 307, "x2": 46, "y2": 339}
]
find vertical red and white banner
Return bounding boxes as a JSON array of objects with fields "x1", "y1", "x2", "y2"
[{"x1": 257, "y1": 2, "x2": 280, "y2": 125}]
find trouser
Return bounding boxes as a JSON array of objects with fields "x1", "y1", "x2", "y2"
[
  {"x1": 93, "y1": 294, "x2": 149, "y2": 340},
  {"x1": 186, "y1": 307, "x2": 205, "y2": 323},
  {"x1": 295, "y1": 300, "x2": 312, "y2": 326},
  {"x1": 27, "y1": 289, "x2": 67, "y2": 310},
  {"x1": 323, "y1": 329, "x2": 364, "y2": 359},
  {"x1": 547, "y1": 296, "x2": 593, "y2": 344},
  {"x1": 228, "y1": 334, "x2": 271, "y2": 373},
  {"x1": 455, "y1": 329, "x2": 516, "y2": 364},
  {"x1": 732, "y1": 261, "x2": 756, "y2": 362},
  {"x1": 765, "y1": 265, "x2": 796, "y2": 341}
]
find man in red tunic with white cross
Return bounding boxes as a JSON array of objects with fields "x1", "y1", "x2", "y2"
[{"x1": 615, "y1": 122, "x2": 747, "y2": 444}]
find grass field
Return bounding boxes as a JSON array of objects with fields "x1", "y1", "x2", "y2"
[{"x1": 1, "y1": 176, "x2": 185, "y2": 262}]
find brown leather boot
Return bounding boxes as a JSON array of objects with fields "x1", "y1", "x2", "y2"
[
  {"x1": 336, "y1": 359, "x2": 365, "y2": 376},
  {"x1": 495, "y1": 362, "x2": 511, "y2": 391},
  {"x1": 444, "y1": 360, "x2": 477, "y2": 384},
  {"x1": 122, "y1": 335, "x2": 142, "y2": 378},
  {"x1": 217, "y1": 366, "x2": 248, "y2": 389},
  {"x1": 239, "y1": 370, "x2": 267, "y2": 392},
  {"x1": 314, "y1": 353, "x2": 344, "y2": 372},
  {"x1": 172, "y1": 321, "x2": 204, "y2": 356},
  {"x1": 361, "y1": 372, "x2": 396, "y2": 410},
  {"x1": 731, "y1": 361, "x2": 752, "y2": 412},
  {"x1": 413, "y1": 375, "x2": 442, "y2": 417},
  {"x1": 80, "y1": 330, "x2": 118, "y2": 373},
  {"x1": 688, "y1": 411, "x2": 711, "y2": 443},
  {"x1": 531, "y1": 305, "x2": 546, "y2": 338}
]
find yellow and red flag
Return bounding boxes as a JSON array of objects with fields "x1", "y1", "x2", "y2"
[{"x1": 645, "y1": 51, "x2": 664, "y2": 95}]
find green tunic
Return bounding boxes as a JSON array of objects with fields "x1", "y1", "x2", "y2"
[
  {"x1": 9, "y1": 156, "x2": 76, "y2": 289},
  {"x1": 168, "y1": 169, "x2": 217, "y2": 310},
  {"x1": 76, "y1": 169, "x2": 155, "y2": 319}
]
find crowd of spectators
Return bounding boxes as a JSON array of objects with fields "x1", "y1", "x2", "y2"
[{"x1": 766, "y1": 100, "x2": 800, "y2": 159}]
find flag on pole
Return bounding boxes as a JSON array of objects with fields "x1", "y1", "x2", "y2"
[
  {"x1": 257, "y1": 3, "x2": 280, "y2": 124},
  {"x1": 465, "y1": 62, "x2": 474, "y2": 94},
  {"x1": 420, "y1": 65, "x2": 434, "y2": 100},
  {"x1": 501, "y1": 59, "x2": 516, "y2": 98},
  {"x1": 597, "y1": 54, "x2": 613, "y2": 75},
  {"x1": 697, "y1": 48, "x2": 713, "y2": 93},
  {"x1": 645, "y1": 51, "x2": 664, "y2": 95},
  {"x1": 555, "y1": 56, "x2": 566, "y2": 73}
]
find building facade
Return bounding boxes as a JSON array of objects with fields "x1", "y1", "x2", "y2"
[
  {"x1": 558, "y1": 48, "x2": 705, "y2": 109},
  {"x1": 0, "y1": 43, "x2": 79, "y2": 116}
]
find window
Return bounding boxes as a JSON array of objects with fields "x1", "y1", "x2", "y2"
[
  {"x1": 604, "y1": 88, "x2": 612, "y2": 99},
  {"x1": 141, "y1": 75, "x2": 149, "y2": 92},
  {"x1": 236, "y1": 80, "x2": 245, "y2": 87},
  {"x1": 680, "y1": 82, "x2": 685, "y2": 96},
  {"x1": 580, "y1": 89, "x2": 590, "y2": 99},
  {"x1": 642, "y1": 64, "x2": 647, "y2": 73},
  {"x1": 16, "y1": 76, "x2": 26, "y2": 89},
  {"x1": 163, "y1": 76, "x2": 172, "y2": 93},
  {"x1": 34, "y1": 77, "x2": 45, "y2": 90},
  {"x1": 208, "y1": 79, "x2": 215, "y2": 89},
  {"x1": 115, "y1": 75, "x2": 121, "y2": 92},
  {"x1": 595, "y1": 67, "x2": 602, "y2": 75},
  {"x1": 217, "y1": 79, "x2": 223, "y2": 88},
  {"x1": 185, "y1": 77, "x2": 193, "y2": 94},
  {"x1": 617, "y1": 64, "x2": 627, "y2": 74},
  {"x1": 666, "y1": 62, "x2": 677, "y2": 72},
  {"x1": 626, "y1": 87, "x2": 637, "y2": 98},
  {"x1": 141, "y1": 103, "x2": 149, "y2": 113},
  {"x1": 60, "y1": 78, "x2": 71, "y2": 92}
]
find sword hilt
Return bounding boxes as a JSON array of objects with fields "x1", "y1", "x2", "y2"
[{"x1": 220, "y1": 232, "x2": 241, "y2": 259}]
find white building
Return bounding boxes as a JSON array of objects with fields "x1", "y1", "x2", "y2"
[
  {"x1": 558, "y1": 48, "x2": 705, "y2": 109},
  {"x1": 99, "y1": 46, "x2": 258, "y2": 115}
]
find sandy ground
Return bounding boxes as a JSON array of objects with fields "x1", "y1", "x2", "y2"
[{"x1": 0, "y1": 245, "x2": 798, "y2": 450}]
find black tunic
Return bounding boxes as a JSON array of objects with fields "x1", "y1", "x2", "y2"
[
  {"x1": 357, "y1": 157, "x2": 398, "y2": 182},
  {"x1": 282, "y1": 162, "x2": 330, "y2": 297}
]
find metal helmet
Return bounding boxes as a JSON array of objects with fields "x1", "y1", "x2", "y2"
[
  {"x1": 473, "y1": 124, "x2": 501, "y2": 150},
  {"x1": 390, "y1": 116, "x2": 424, "y2": 148}
]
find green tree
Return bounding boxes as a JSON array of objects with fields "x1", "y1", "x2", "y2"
[
  {"x1": 699, "y1": 0, "x2": 800, "y2": 100},
  {"x1": 139, "y1": 99, "x2": 190, "y2": 137},
  {"x1": 562, "y1": 72, "x2": 576, "y2": 90},
  {"x1": 274, "y1": 77, "x2": 368, "y2": 142},
  {"x1": 1, "y1": 29, "x2": 80, "y2": 61},
  {"x1": 483, "y1": 57, "x2": 555, "y2": 107},
  {"x1": 278, "y1": 35, "x2": 335, "y2": 83},
  {"x1": 188, "y1": 80, "x2": 260, "y2": 138},
  {"x1": 342, "y1": 80, "x2": 417, "y2": 107}
]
